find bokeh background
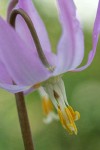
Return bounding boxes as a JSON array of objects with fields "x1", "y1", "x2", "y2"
[{"x1": 0, "y1": 0, "x2": 100, "y2": 150}]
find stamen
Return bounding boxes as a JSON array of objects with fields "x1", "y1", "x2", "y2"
[
  {"x1": 9, "y1": 8, "x2": 54, "y2": 71},
  {"x1": 65, "y1": 107, "x2": 78, "y2": 135},
  {"x1": 68, "y1": 106, "x2": 80, "y2": 121},
  {"x1": 42, "y1": 96, "x2": 53, "y2": 115},
  {"x1": 74, "y1": 111, "x2": 80, "y2": 121},
  {"x1": 57, "y1": 105, "x2": 80, "y2": 135},
  {"x1": 57, "y1": 107, "x2": 73, "y2": 134}
]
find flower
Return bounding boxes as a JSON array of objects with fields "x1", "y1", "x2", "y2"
[{"x1": 0, "y1": 0, "x2": 100, "y2": 134}]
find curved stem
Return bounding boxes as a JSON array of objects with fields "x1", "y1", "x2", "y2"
[
  {"x1": 15, "y1": 92, "x2": 34, "y2": 150},
  {"x1": 7, "y1": 0, "x2": 18, "y2": 21},
  {"x1": 9, "y1": 8, "x2": 52, "y2": 69}
]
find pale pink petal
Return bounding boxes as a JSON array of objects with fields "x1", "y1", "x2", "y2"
[
  {"x1": 0, "y1": 59, "x2": 30, "y2": 93},
  {"x1": 73, "y1": 0, "x2": 100, "y2": 72},
  {"x1": 0, "y1": 60, "x2": 12, "y2": 84},
  {"x1": 54, "y1": 0, "x2": 84, "y2": 75},
  {"x1": 0, "y1": 17, "x2": 51, "y2": 87}
]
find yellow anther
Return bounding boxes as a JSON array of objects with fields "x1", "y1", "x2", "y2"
[
  {"x1": 57, "y1": 106, "x2": 80, "y2": 135},
  {"x1": 57, "y1": 107, "x2": 73, "y2": 134},
  {"x1": 65, "y1": 107, "x2": 74, "y2": 124},
  {"x1": 68, "y1": 105, "x2": 76, "y2": 120},
  {"x1": 65, "y1": 107, "x2": 78, "y2": 135},
  {"x1": 68, "y1": 106, "x2": 80, "y2": 121},
  {"x1": 75, "y1": 111, "x2": 80, "y2": 121},
  {"x1": 58, "y1": 107, "x2": 65, "y2": 126},
  {"x1": 42, "y1": 96, "x2": 53, "y2": 115}
]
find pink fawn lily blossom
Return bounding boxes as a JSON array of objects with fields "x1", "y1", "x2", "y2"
[{"x1": 0, "y1": 0, "x2": 100, "y2": 134}]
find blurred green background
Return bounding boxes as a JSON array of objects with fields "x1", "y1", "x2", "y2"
[{"x1": 0, "y1": 0, "x2": 100, "y2": 150}]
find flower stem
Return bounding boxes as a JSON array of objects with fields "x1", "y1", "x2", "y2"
[
  {"x1": 9, "y1": 8, "x2": 52, "y2": 70},
  {"x1": 15, "y1": 92, "x2": 34, "y2": 150}
]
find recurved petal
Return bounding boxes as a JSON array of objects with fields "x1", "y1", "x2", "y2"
[
  {"x1": 0, "y1": 17, "x2": 51, "y2": 87},
  {"x1": 13, "y1": 0, "x2": 52, "y2": 53},
  {"x1": 73, "y1": 0, "x2": 100, "y2": 72},
  {"x1": 54, "y1": 0, "x2": 84, "y2": 75}
]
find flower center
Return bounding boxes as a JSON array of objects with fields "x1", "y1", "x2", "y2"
[{"x1": 42, "y1": 76, "x2": 80, "y2": 135}]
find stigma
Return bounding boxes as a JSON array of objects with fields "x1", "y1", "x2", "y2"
[{"x1": 42, "y1": 76, "x2": 80, "y2": 135}]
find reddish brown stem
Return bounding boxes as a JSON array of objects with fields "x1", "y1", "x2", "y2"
[{"x1": 15, "y1": 92, "x2": 34, "y2": 150}]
